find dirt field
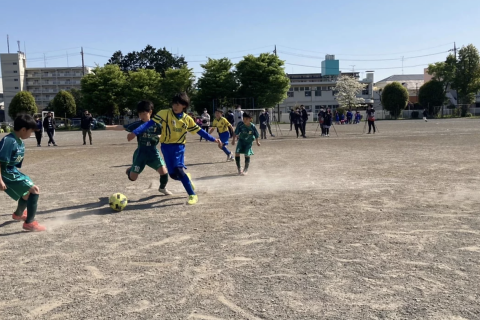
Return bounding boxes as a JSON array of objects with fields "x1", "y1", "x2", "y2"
[{"x1": 1, "y1": 119, "x2": 479, "y2": 320}]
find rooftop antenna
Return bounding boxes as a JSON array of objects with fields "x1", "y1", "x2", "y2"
[{"x1": 17, "y1": 40, "x2": 21, "y2": 53}]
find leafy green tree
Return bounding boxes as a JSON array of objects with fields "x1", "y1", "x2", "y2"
[
  {"x1": 68, "y1": 88, "x2": 84, "y2": 115},
  {"x1": 235, "y1": 53, "x2": 290, "y2": 109},
  {"x1": 158, "y1": 67, "x2": 196, "y2": 110},
  {"x1": 107, "y1": 45, "x2": 187, "y2": 76},
  {"x1": 81, "y1": 65, "x2": 128, "y2": 116},
  {"x1": 427, "y1": 54, "x2": 456, "y2": 98},
  {"x1": 452, "y1": 44, "x2": 480, "y2": 114},
  {"x1": 125, "y1": 69, "x2": 162, "y2": 112},
  {"x1": 52, "y1": 90, "x2": 76, "y2": 118},
  {"x1": 381, "y1": 82, "x2": 409, "y2": 119},
  {"x1": 418, "y1": 80, "x2": 445, "y2": 116},
  {"x1": 8, "y1": 91, "x2": 38, "y2": 119},
  {"x1": 194, "y1": 58, "x2": 238, "y2": 114}
]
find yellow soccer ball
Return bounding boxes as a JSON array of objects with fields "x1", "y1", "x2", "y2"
[{"x1": 109, "y1": 193, "x2": 128, "y2": 212}]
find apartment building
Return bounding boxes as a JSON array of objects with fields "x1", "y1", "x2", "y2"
[{"x1": 0, "y1": 52, "x2": 91, "y2": 122}]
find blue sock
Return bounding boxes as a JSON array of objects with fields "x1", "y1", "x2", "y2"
[
  {"x1": 180, "y1": 174, "x2": 195, "y2": 196},
  {"x1": 221, "y1": 145, "x2": 231, "y2": 156}
]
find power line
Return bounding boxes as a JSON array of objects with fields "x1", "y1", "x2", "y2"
[
  {"x1": 284, "y1": 61, "x2": 439, "y2": 71},
  {"x1": 278, "y1": 50, "x2": 449, "y2": 62}
]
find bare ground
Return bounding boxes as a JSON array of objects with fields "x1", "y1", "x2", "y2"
[{"x1": 0, "y1": 119, "x2": 479, "y2": 320}]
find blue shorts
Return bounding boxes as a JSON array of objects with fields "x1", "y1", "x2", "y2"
[
  {"x1": 219, "y1": 131, "x2": 230, "y2": 145},
  {"x1": 160, "y1": 144, "x2": 186, "y2": 175}
]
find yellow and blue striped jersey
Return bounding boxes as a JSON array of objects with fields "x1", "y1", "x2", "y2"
[
  {"x1": 152, "y1": 109, "x2": 200, "y2": 144},
  {"x1": 211, "y1": 117, "x2": 231, "y2": 134}
]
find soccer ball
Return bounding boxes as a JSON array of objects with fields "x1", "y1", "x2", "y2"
[{"x1": 109, "y1": 193, "x2": 128, "y2": 212}]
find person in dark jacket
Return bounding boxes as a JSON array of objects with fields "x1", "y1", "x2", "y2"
[
  {"x1": 323, "y1": 109, "x2": 333, "y2": 137},
  {"x1": 423, "y1": 108, "x2": 428, "y2": 122},
  {"x1": 35, "y1": 116, "x2": 43, "y2": 147},
  {"x1": 43, "y1": 112, "x2": 57, "y2": 146},
  {"x1": 366, "y1": 106, "x2": 376, "y2": 134},
  {"x1": 318, "y1": 107, "x2": 326, "y2": 136},
  {"x1": 292, "y1": 108, "x2": 305, "y2": 138},
  {"x1": 264, "y1": 108, "x2": 275, "y2": 137},
  {"x1": 226, "y1": 110, "x2": 235, "y2": 137},
  {"x1": 300, "y1": 105, "x2": 308, "y2": 137},
  {"x1": 81, "y1": 110, "x2": 94, "y2": 145},
  {"x1": 289, "y1": 108, "x2": 295, "y2": 131},
  {"x1": 259, "y1": 110, "x2": 267, "y2": 139}
]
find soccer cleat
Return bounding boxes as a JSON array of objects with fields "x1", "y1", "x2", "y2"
[
  {"x1": 241, "y1": 170, "x2": 248, "y2": 176},
  {"x1": 238, "y1": 167, "x2": 244, "y2": 175},
  {"x1": 158, "y1": 187, "x2": 173, "y2": 195},
  {"x1": 186, "y1": 173, "x2": 195, "y2": 191},
  {"x1": 12, "y1": 210, "x2": 27, "y2": 221},
  {"x1": 187, "y1": 195, "x2": 198, "y2": 205},
  {"x1": 23, "y1": 221, "x2": 46, "y2": 232},
  {"x1": 227, "y1": 154, "x2": 234, "y2": 162}
]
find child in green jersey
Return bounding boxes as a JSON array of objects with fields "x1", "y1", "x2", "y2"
[{"x1": 232, "y1": 113, "x2": 260, "y2": 176}]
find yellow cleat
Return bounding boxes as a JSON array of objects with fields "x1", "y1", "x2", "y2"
[
  {"x1": 186, "y1": 173, "x2": 195, "y2": 190},
  {"x1": 187, "y1": 195, "x2": 198, "y2": 205}
]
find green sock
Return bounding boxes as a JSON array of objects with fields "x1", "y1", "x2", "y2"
[
  {"x1": 160, "y1": 174, "x2": 168, "y2": 189},
  {"x1": 26, "y1": 194, "x2": 39, "y2": 224},
  {"x1": 14, "y1": 198, "x2": 28, "y2": 216},
  {"x1": 245, "y1": 157, "x2": 251, "y2": 171},
  {"x1": 235, "y1": 156, "x2": 241, "y2": 170}
]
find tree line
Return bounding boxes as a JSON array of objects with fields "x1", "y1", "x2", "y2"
[{"x1": 7, "y1": 45, "x2": 290, "y2": 120}]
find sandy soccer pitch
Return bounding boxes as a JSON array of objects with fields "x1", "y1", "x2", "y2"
[{"x1": 1, "y1": 119, "x2": 479, "y2": 320}]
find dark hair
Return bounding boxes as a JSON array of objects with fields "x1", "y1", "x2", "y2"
[
  {"x1": 14, "y1": 114, "x2": 37, "y2": 131},
  {"x1": 243, "y1": 112, "x2": 252, "y2": 119},
  {"x1": 137, "y1": 100, "x2": 154, "y2": 113},
  {"x1": 172, "y1": 92, "x2": 190, "y2": 109}
]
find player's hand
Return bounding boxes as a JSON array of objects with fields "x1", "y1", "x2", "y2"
[
  {"x1": 257, "y1": 141, "x2": 261, "y2": 147},
  {"x1": 0, "y1": 180, "x2": 7, "y2": 191},
  {"x1": 215, "y1": 139, "x2": 223, "y2": 149},
  {"x1": 231, "y1": 140, "x2": 236, "y2": 146},
  {"x1": 127, "y1": 132, "x2": 136, "y2": 141}
]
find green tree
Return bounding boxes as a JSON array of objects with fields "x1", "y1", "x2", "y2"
[
  {"x1": 418, "y1": 80, "x2": 445, "y2": 116},
  {"x1": 8, "y1": 91, "x2": 37, "y2": 119},
  {"x1": 235, "y1": 53, "x2": 290, "y2": 109},
  {"x1": 158, "y1": 67, "x2": 196, "y2": 110},
  {"x1": 125, "y1": 69, "x2": 162, "y2": 112},
  {"x1": 68, "y1": 88, "x2": 84, "y2": 115},
  {"x1": 52, "y1": 90, "x2": 77, "y2": 118},
  {"x1": 107, "y1": 45, "x2": 187, "y2": 76},
  {"x1": 452, "y1": 44, "x2": 480, "y2": 114},
  {"x1": 427, "y1": 54, "x2": 456, "y2": 98},
  {"x1": 194, "y1": 58, "x2": 238, "y2": 114},
  {"x1": 381, "y1": 82, "x2": 409, "y2": 119},
  {"x1": 81, "y1": 65, "x2": 128, "y2": 116}
]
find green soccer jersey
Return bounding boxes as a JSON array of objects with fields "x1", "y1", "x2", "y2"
[
  {"x1": 0, "y1": 133, "x2": 25, "y2": 177},
  {"x1": 234, "y1": 122, "x2": 259, "y2": 143},
  {"x1": 124, "y1": 120, "x2": 162, "y2": 148}
]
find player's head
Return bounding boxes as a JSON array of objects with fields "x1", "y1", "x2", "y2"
[
  {"x1": 14, "y1": 114, "x2": 37, "y2": 139},
  {"x1": 203, "y1": 108, "x2": 208, "y2": 113},
  {"x1": 215, "y1": 109, "x2": 223, "y2": 118},
  {"x1": 137, "y1": 100, "x2": 154, "y2": 121},
  {"x1": 242, "y1": 112, "x2": 252, "y2": 125},
  {"x1": 236, "y1": 105, "x2": 242, "y2": 110},
  {"x1": 172, "y1": 92, "x2": 190, "y2": 113}
]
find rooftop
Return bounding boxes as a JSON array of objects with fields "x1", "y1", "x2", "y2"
[{"x1": 377, "y1": 74, "x2": 424, "y2": 82}]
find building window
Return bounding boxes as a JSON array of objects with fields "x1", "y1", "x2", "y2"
[
  {"x1": 315, "y1": 90, "x2": 322, "y2": 97},
  {"x1": 287, "y1": 92, "x2": 294, "y2": 98},
  {"x1": 294, "y1": 87, "x2": 299, "y2": 91},
  {"x1": 305, "y1": 87, "x2": 310, "y2": 91},
  {"x1": 304, "y1": 105, "x2": 312, "y2": 111},
  {"x1": 14, "y1": 79, "x2": 18, "y2": 82},
  {"x1": 13, "y1": 70, "x2": 18, "y2": 73},
  {"x1": 15, "y1": 87, "x2": 18, "y2": 89},
  {"x1": 300, "y1": 87, "x2": 305, "y2": 91},
  {"x1": 305, "y1": 91, "x2": 311, "y2": 97},
  {"x1": 289, "y1": 87, "x2": 293, "y2": 91},
  {"x1": 13, "y1": 62, "x2": 17, "y2": 65}
]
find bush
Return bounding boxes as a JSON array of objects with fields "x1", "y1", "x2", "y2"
[
  {"x1": 411, "y1": 111, "x2": 419, "y2": 119},
  {"x1": 465, "y1": 112, "x2": 473, "y2": 117},
  {"x1": 8, "y1": 92, "x2": 37, "y2": 119}
]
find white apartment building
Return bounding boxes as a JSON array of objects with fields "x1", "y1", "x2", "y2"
[
  {"x1": 0, "y1": 52, "x2": 91, "y2": 122},
  {"x1": 278, "y1": 71, "x2": 375, "y2": 122}
]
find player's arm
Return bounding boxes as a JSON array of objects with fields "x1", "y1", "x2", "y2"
[
  {"x1": 0, "y1": 167, "x2": 6, "y2": 191},
  {"x1": 254, "y1": 128, "x2": 261, "y2": 146}
]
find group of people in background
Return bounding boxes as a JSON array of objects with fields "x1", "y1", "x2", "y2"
[
  {"x1": 334, "y1": 110, "x2": 362, "y2": 125},
  {"x1": 289, "y1": 105, "x2": 309, "y2": 138}
]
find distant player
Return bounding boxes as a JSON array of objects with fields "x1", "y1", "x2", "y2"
[
  {"x1": 209, "y1": 109, "x2": 235, "y2": 161},
  {"x1": 0, "y1": 114, "x2": 46, "y2": 231},
  {"x1": 366, "y1": 106, "x2": 376, "y2": 134},
  {"x1": 127, "y1": 93, "x2": 222, "y2": 205},
  {"x1": 106, "y1": 100, "x2": 172, "y2": 195},
  {"x1": 232, "y1": 113, "x2": 260, "y2": 176}
]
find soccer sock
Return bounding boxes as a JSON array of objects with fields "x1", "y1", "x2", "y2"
[
  {"x1": 14, "y1": 198, "x2": 28, "y2": 216},
  {"x1": 221, "y1": 145, "x2": 231, "y2": 156},
  {"x1": 159, "y1": 174, "x2": 168, "y2": 189},
  {"x1": 235, "y1": 156, "x2": 241, "y2": 170},
  {"x1": 26, "y1": 194, "x2": 39, "y2": 224},
  {"x1": 245, "y1": 157, "x2": 251, "y2": 171},
  {"x1": 180, "y1": 175, "x2": 195, "y2": 196}
]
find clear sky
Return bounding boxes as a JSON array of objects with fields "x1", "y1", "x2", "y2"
[{"x1": 1, "y1": 0, "x2": 479, "y2": 83}]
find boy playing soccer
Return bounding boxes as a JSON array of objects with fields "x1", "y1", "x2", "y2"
[
  {"x1": 107, "y1": 100, "x2": 172, "y2": 195},
  {"x1": 127, "y1": 93, "x2": 222, "y2": 205},
  {"x1": 0, "y1": 114, "x2": 46, "y2": 232},
  {"x1": 209, "y1": 109, "x2": 235, "y2": 162},
  {"x1": 232, "y1": 113, "x2": 260, "y2": 176}
]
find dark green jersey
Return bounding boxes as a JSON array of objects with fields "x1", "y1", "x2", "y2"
[
  {"x1": 0, "y1": 133, "x2": 25, "y2": 175},
  {"x1": 124, "y1": 120, "x2": 162, "y2": 148},
  {"x1": 234, "y1": 122, "x2": 259, "y2": 143}
]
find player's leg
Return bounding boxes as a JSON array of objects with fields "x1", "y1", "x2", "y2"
[
  {"x1": 161, "y1": 144, "x2": 196, "y2": 204},
  {"x1": 126, "y1": 149, "x2": 145, "y2": 181},
  {"x1": 220, "y1": 132, "x2": 233, "y2": 161},
  {"x1": 368, "y1": 121, "x2": 372, "y2": 134},
  {"x1": 82, "y1": 130, "x2": 87, "y2": 145},
  {"x1": 243, "y1": 156, "x2": 251, "y2": 175},
  {"x1": 294, "y1": 123, "x2": 299, "y2": 138},
  {"x1": 372, "y1": 121, "x2": 376, "y2": 133},
  {"x1": 22, "y1": 184, "x2": 46, "y2": 232},
  {"x1": 149, "y1": 150, "x2": 172, "y2": 195},
  {"x1": 88, "y1": 129, "x2": 92, "y2": 144}
]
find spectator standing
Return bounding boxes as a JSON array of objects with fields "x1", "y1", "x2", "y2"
[
  {"x1": 292, "y1": 108, "x2": 305, "y2": 138},
  {"x1": 226, "y1": 110, "x2": 235, "y2": 137},
  {"x1": 43, "y1": 112, "x2": 57, "y2": 146},
  {"x1": 35, "y1": 116, "x2": 43, "y2": 147},
  {"x1": 346, "y1": 110, "x2": 353, "y2": 124},
  {"x1": 264, "y1": 108, "x2": 275, "y2": 137},
  {"x1": 423, "y1": 108, "x2": 428, "y2": 122},
  {"x1": 366, "y1": 106, "x2": 376, "y2": 134},
  {"x1": 300, "y1": 105, "x2": 308, "y2": 138},
  {"x1": 323, "y1": 109, "x2": 333, "y2": 137},
  {"x1": 233, "y1": 105, "x2": 244, "y2": 127},
  {"x1": 81, "y1": 110, "x2": 94, "y2": 145},
  {"x1": 318, "y1": 107, "x2": 326, "y2": 136},
  {"x1": 289, "y1": 108, "x2": 295, "y2": 131},
  {"x1": 259, "y1": 110, "x2": 267, "y2": 139},
  {"x1": 199, "y1": 109, "x2": 211, "y2": 142}
]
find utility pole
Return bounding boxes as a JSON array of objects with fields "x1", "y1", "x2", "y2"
[
  {"x1": 274, "y1": 45, "x2": 277, "y2": 56},
  {"x1": 44, "y1": 53, "x2": 46, "y2": 68},
  {"x1": 274, "y1": 45, "x2": 280, "y2": 124},
  {"x1": 401, "y1": 56, "x2": 404, "y2": 75},
  {"x1": 81, "y1": 47, "x2": 85, "y2": 75},
  {"x1": 7, "y1": 34, "x2": 10, "y2": 53}
]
